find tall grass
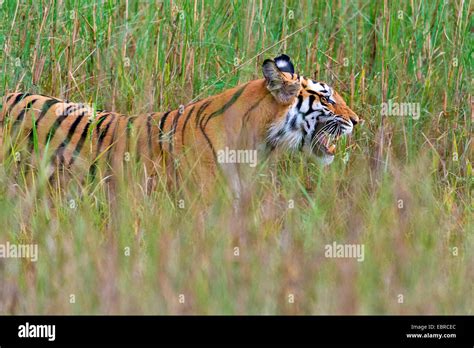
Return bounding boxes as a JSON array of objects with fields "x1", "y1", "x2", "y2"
[{"x1": 0, "y1": 0, "x2": 472, "y2": 314}]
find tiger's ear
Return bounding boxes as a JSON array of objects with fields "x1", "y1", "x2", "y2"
[
  {"x1": 262, "y1": 59, "x2": 300, "y2": 105},
  {"x1": 274, "y1": 54, "x2": 295, "y2": 74}
]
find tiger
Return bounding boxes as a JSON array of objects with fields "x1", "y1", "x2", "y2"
[{"x1": 0, "y1": 54, "x2": 359, "y2": 197}]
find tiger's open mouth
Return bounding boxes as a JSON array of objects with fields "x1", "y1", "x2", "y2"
[
  {"x1": 317, "y1": 133, "x2": 339, "y2": 155},
  {"x1": 311, "y1": 122, "x2": 342, "y2": 156}
]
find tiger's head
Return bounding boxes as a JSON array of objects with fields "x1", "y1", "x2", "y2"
[{"x1": 263, "y1": 54, "x2": 359, "y2": 165}]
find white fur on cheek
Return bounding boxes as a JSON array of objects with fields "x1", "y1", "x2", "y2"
[{"x1": 267, "y1": 101, "x2": 304, "y2": 150}]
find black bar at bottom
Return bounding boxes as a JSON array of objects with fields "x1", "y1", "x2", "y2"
[{"x1": 0, "y1": 315, "x2": 472, "y2": 346}]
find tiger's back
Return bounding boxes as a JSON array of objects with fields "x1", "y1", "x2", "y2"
[{"x1": 0, "y1": 93, "x2": 159, "y2": 181}]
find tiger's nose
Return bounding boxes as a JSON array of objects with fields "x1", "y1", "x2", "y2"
[{"x1": 350, "y1": 114, "x2": 359, "y2": 126}]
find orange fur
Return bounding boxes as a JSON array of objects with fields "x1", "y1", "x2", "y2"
[{"x1": 0, "y1": 56, "x2": 358, "y2": 196}]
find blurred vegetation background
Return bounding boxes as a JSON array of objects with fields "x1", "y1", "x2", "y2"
[{"x1": 0, "y1": 0, "x2": 472, "y2": 314}]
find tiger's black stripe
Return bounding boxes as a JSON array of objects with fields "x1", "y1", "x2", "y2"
[
  {"x1": 182, "y1": 101, "x2": 210, "y2": 147},
  {"x1": 88, "y1": 115, "x2": 110, "y2": 179},
  {"x1": 290, "y1": 114, "x2": 298, "y2": 130},
  {"x1": 308, "y1": 95, "x2": 316, "y2": 112},
  {"x1": 69, "y1": 118, "x2": 92, "y2": 166},
  {"x1": 11, "y1": 99, "x2": 37, "y2": 140},
  {"x1": 51, "y1": 113, "x2": 85, "y2": 165},
  {"x1": 5, "y1": 93, "x2": 15, "y2": 103},
  {"x1": 95, "y1": 116, "x2": 114, "y2": 157},
  {"x1": 7, "y1": 93, "x2": 31, "y2": 115},
  {"x1": 158, "y1": 111, "x2": 171, "y2": 153},
  {"x1": 15, "y1": 99, "x2": 38, "y2": 124},
  {"x1": 97, "y1": 115, "x2": 118, "y2": 169},
  {"x1": 45, "y1": 105, "x2": 75, "y2": 144},
  {"x1": 203, "y1": 85, "x2": 247, "y2": 129},
  {"x1": 27, "y1": 99, "x2": 62, "y2": 155},
  {"x1": 243, "y1": 94, "x2": 268, "y2": 124},
  {"x1": 5, "y1": 97, "x2": 37, "y2": 162},
  {"x1": 94, "y1": 114, "x2": 109, "y2": 137},
  {"x1": 199, "y1": 124, "x2": 217, "y2": 161},
  {"x1": 199, "y1": 85, "x2": 246, "y2": 160},
  {"x1": 296, "y1": 95, "x2": 303, "y2": 110},
  {"x1": 170, "y1": 105, "x2": 194, "y2": 154},
  {"x1": 36, "y1": 99, "x2": 62, "y2": 126}
]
